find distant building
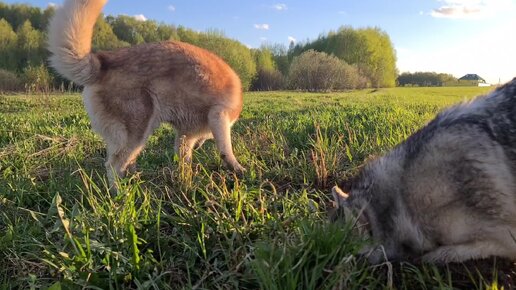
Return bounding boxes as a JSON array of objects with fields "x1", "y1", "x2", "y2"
[{"x1": 458, "y1": 74, "x2": 490, "y2": 87}]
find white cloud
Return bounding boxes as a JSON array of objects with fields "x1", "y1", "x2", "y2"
[
  {"x1": 48, "y1": 2, "x2": 56, "y2": 7},
  {"x1": 168, "y1": 5, "x2": 176, "y2": 12},
  {"x1": 431, "y1": 0, "x2": 513, "y2": 19},
  {"x1": 288, "y1": 36, "x2": 296, "y2": 43},
  {"x1": 272, "y1": 3, "x2": 287, "y2": 11},
  {"x1": 133, "y1": 14, "x2": 147, "y2": 21},
  {"x1": 254, "y1": 24, "x2": 270, "y2": 30},
  {"x1": 260, "y1": 37, "x2": 267, "y2": 41}
]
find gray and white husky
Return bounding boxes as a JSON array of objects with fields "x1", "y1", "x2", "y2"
[{"x1": 333, "y1": 78, "x2": 516, "y2": 264}]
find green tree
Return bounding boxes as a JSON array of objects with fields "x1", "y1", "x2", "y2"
[
  {"x1": 0, "y1": 18, "x2": 18, "y2": 71},
  {"x1": 107, "y1": 15, "x2": 163, "y2": 45},
  {"x1": 41, "y1": 6, "x2": 56, "y2": 30},
  {"x1": 437, "y1": 73, "x2": 457, "y2": 85},
  {"x1": 251, "y1": 47, "x2": 286, "y2": 90},
  {"x1": 359, "y1": 28, "x2": 397, "y2": 87},
  {"x1": 253, "y1": 47, "x2": 276, "y2": 72},
  {"x1": 93, "y1": 15, "x2": 130, "y2": 50},
  {"x1": 157, "y1": 23, "x2": 178, "y2": 41},
  {"x1": 267, "y1": 43, "x2": 290, "y2": 75},
  {"x1": 397, "y1": 72, "x2": 457, "y2": 87},
  {"x1": 0, "y1": 3, "x2": 44, "y2": 30},
  {"x1": 15, "y1": 20, "x2": 45, "y2": 71}
]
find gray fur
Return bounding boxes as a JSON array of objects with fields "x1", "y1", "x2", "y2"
[{"x1": 334, "y1": 78, "x2": 516, "y2": 264}]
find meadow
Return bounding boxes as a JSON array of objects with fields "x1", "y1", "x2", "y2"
[{"x1": 1, "y1": 86, "x2": 512, "y2": 289}]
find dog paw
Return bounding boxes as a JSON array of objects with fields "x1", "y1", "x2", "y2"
[{"x1": 232, "y1": 163, "x2": 246, "y2": 175}]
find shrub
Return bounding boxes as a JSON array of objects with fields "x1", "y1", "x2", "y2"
[
  {"x1": 289, "y1": 26, "x2": 397, "y2": 88},
  {"x1": 338, "y1": 64, "x2": 369, "y2": 90},
  {"x1": 22, "y1": 64, "x2": 54, "y2": 93},
  {"x1": 288, "y1": 50, "x2": 368, "y2": 91},
  {"x1": 0, "y1": 69, "x2": 23, "y2": 92}
]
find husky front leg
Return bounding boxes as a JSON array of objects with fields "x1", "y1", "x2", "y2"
[{"x1": 421, "y1": 241, "x2": 504, "y2": 263}]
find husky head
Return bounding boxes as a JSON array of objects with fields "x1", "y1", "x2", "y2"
[{"x1": 332, "y1": 158, "x2": 427, "y2": 264}]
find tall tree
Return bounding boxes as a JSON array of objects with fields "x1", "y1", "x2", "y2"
[
  {"x1": 0, "y1": 3, "x2": 44, "y2": 30},
  {"x1": 251, "y1": 47, "x2": 285, "y2": 90},
  {"x1": 253, "y1": 47, "x2": 276, "y2": 72},
  {"x1": 0, "y1": 18, "x2": 18, "y2": 71},
  {"x1": 41, "y1": 6, "x2": 55, "y2": 30},
  {"x1": 359, "y1": 28, "x2": 397, "y2": 87},
  {"x1": 15, "y1": 20, "x2": 45, "y2": 70},
  {"x1": 157, "y1": 23, "x2": 179, "y2": 41},
  {"x1": 267, "y1": 43, "x2": 290, "y2": 75},
  {"x1": 92, "y1": 15, "x2": 129, "y2": 50},
  {"x1": 107, "y1": 15, "x2": 163, "y2": 45}
]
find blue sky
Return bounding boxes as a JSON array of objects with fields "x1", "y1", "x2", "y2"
[{"x1": 5, "y1": 0, "x2": 516, "y2": 84}]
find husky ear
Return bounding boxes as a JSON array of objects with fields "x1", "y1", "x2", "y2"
[{"x1": 332, "y1": 186, "x2": 349, "y2": 209}]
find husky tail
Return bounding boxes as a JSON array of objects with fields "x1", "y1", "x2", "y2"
[{"x1": 47, "y1": 0, "x2": 107, "y2": 85}]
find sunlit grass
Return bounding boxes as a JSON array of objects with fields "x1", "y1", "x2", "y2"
[{"x1": 2, "y1": 86, "x2": 509, "y2": 289}]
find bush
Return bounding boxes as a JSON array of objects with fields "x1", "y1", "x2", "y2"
[
  {"x1": 251, "y1": 68, "x2": 286, "y2": 91},
  {"x1": 0, "y1": 69, "x2": 23, "y2": 92},
  {"x1": 289, "y1": 26, "x2": 397, "y2": 88},
  {"x1": 338, "y1": 64, "x2": 369, "y2": 90},
  {"x1": 22, "y1": 64, "x2": 54, "y2": 93},
  {"x1": 288, "y1": 50, "x2": 368, "y2": 91}
]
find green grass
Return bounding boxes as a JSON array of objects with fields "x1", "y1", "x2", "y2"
[{"x1": 1, "y1": 86, "x2": 511, "y2": 289}]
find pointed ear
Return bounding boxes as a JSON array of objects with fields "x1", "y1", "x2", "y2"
[{"x1": 332, "y1": 186, "x2": 349, "y2": 209}]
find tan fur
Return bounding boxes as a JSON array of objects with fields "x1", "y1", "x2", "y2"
[{"x1": 49, "y1": 0, "x2": 245, "y2": 186}]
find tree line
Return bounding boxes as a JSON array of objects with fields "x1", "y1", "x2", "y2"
[
  {"x1": 0, "y1": 2, "x2": 403, "y2": 93},
  {"x1": 397, "y1": 72, "x2": 458, "y2": 87}
]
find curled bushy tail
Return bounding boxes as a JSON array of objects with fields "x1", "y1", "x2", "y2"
[{"x1": 47, "y1": 0, "x2": 107, "y2": 85}]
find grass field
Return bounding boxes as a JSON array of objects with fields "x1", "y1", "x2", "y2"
[{"x1": 1, "y1": 86, "x2": 513, "y2": 289}]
